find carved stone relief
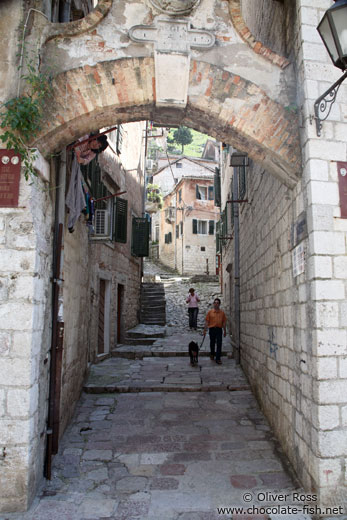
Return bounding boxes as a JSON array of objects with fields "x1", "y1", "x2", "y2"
[{"x1": 149, "y1": 0, "x2": 201, "y2": 16}]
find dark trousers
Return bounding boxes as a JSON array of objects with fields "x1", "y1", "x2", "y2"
[
  {"x1": 209, "y1": 327, "x2": 222, "y2": 361},
  {"x1": 188, "y1": 308, "x2": 199, "y2": 328}
]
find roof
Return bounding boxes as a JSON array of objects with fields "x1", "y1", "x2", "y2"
[{"x1": 154, "y1": 155, "x2": 216, "y2": 176}]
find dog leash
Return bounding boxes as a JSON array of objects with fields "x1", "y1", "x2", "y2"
[{"x1": 199, "y1": 334, "x2": 206, "y2": 351}]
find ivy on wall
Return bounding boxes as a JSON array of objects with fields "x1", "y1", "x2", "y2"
[{"x1": 0, "y1": 56, "x2": 52, "y2": 180}]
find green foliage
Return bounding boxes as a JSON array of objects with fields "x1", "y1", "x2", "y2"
[
  {"x1": 146, "y1": 183, "x2": 163, "y2": 208},
  {"x1": 0, "y1": 57, "x2": 53, "y2": 180},
  {"x1": 167, "y1": 127, "x2": 209, "y2": 157},
  {"x1": 173, "y1": 126, "x2": 193, "y2": 153}
]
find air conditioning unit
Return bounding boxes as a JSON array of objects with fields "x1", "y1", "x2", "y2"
[
  {"x1": 94, "y1": 209, "x2": 110, "y2": 237},
  {"x1": 146, "y1": 159, "x2": 153, "y2": 170}
]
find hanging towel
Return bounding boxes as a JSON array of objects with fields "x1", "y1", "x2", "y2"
[{"x1": 65, "y1": 156, "x2": 86, "y2": 232}]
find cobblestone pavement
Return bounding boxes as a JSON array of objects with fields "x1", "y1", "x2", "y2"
[{"x1": 2, "y1": 260, "x2": 304, "y2": 520}]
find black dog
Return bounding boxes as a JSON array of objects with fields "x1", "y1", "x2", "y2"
[{"x1": 189, "y1": 341, "x2": 199, "y2": 366}]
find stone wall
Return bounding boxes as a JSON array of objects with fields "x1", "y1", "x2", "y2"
[
  {"x1": 223, "y1": 159, "x2": 311, "y2": 490},
  {"x1": 221, "y1": 0, "x2": 347, "y2": 505},
  {"x1": 0, "y1": 175, "x2": 53, "y2": 512},
  {"x1": 295, "y1": 0, "x2": 347, "y2": 504}
]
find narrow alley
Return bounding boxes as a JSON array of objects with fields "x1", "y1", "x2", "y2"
[{"x1": 2, "y1": 261, "x2": 302, "y2": 520}]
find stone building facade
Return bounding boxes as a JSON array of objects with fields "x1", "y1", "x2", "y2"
[
  {"x1": 0, "y1": 0, "x2": 346, "y2": 512},
  {"x1": 160, "y1": 176, "x2": 219, "y2": 275}
]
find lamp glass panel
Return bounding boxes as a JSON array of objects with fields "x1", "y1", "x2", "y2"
[
  {"x1": 318, "y1": 14, "x2": 339, "y2": 63},
  {"x1": 331, "y1": 8, "x2": 347, "y2": 57}
]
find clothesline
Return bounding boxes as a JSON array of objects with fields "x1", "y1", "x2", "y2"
[
  {"x1": 94, "y1": 190, "x2": 126, "y2": 203},
  {"x1": 66, "y1": 126, "x2": 119, "y2": 151}
]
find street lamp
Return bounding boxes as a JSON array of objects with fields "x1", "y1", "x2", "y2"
[{"x1": 314, "y1": 0, "x2": 347, "y2": 136}]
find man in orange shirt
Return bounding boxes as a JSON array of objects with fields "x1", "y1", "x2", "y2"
[{"x1": 203, "y1": 298, "x2": 227, "y2": 365}]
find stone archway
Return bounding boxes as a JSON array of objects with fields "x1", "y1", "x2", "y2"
[{"x1": 36, "y1": 57, "x2": 300, "y2": 188}]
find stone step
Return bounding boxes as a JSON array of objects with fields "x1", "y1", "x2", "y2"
[
  {"x1": 112, "y1": 348, "x2": 230, "y2": 359},
  {"x1": 84, "y1": 383, "x2": 250, "y2": 393},
  {"x1": 125, "y1": 331, "x2": 165, "y2": 339},
  {"x1": 122, "y1": 337, "x2": 159, "y2": 346}
]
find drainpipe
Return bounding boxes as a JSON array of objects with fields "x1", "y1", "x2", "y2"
[
  {"x1": 45, "y1": 149, "x2": 66, "y2": 478},
  {"x1": 233, "y1": 166, "x2": 241, "y2": 364}
]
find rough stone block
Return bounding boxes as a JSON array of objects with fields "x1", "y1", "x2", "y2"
[
  {"x1": 315, "y1": 329, "x2": 347, "y2": 356},
  {"x1": 316, "y1": 357, "x2": 337, "y2": 380},
  {"x1": 318, "y1": 380, "x2": 347, "y2": 405},
  {"x1": 0, "y1": 419, "x2": 30, "y2": 444},
  {"x1": 7, "y1": 385, "x2": 38, "y2": 417},
  {"x1": 315, "y1": 302, "x2": 339, "y2": 328},
  {"x1": 306, "y1": 139, "x2": 346, "y2": 162},
  {"x1": 0, "y1": 303, "x2": 33, "y2": 331},
  {"x1": 0, "y1": 250, "x2": 36, "y2": 273},
  {"x1": 339, "y1": 357, "x2": 347, "y2": 378},
  {"x1": 341, "y1": 406, "x2": 347, "y2": 427},
  {"x1": 308, "y1": 181, "x2": 339, "y2": 206},
  {"x1": 333, "y1": 257, "x2": 347, "y2": 279},
  {"x1": 312, "y1": 280, "x2": 345, "y2": 301},
  {"x1": 0, "y1": 331, "x2": 11, "y2": 355},
  {"x1": 0, "y1": 358, "x2": 33, "y2": 387},
  {"x1": 318, "y1": 430, "x2": 347, "y2": 457},
  {"x1": 299, "y1": 7, "x2": 319, "y2": 25}
]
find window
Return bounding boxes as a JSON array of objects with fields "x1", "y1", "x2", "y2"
[
  {"x1": 192, "y1": 219, "x2": 215, "y2": 235},
  {"x1": 208, "y1": 186, "x2": 214, "y2": 200},
  {"x1": 196, "y1": 185, "x2": 208, "y2": 200},
  {"x1": 178, "y1": 189, "x2": 182, "y2": 202},
  {"x1": 180, "y1": 221, "x2": 183, "y2": 234},
  {"x1": 176, "y1": 225, "x2": 179, "y2": 238},
  {"x1": 201, "y1": 246, "x2": 206, "y2": 251},
  {"x1": 165, "y1": 232, "x2": 172, "y2": 244},
  {"x1": 176, "y1": 162, "x2": 183, "y2": 168}
]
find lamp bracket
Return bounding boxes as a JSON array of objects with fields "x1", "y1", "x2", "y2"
[{"x1": 313, "y1": 70, "x2": 347, "y2": 136}]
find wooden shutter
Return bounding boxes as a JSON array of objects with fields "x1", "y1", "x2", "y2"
[
  {"x1": 113, "y1": 197, "x2": 128, "y2": 243},
  {"x1": 192, "y1": 219, "x2": 197, "y2": 234},
  {"x1": 208, "y1": 186, "x2": 214, "y2": 200},
  {"x1": 209, "y1": 220, "x2": 215, "y2": 235},
  {"x1": 168, "y1": 232, "x2": 172, "y2": 243},
  {"x1": 216, "y1": 221, "x2": 221, "y2": 253},
  {"x1": 196, "y1": 185, "x2": 200, "y2": 199},
  {"x1": 131, "y1": 217, "x2": 149, "y2": 257},
  {"x1": 214, "y1": 167, "x2": 221, "y2": 207}
]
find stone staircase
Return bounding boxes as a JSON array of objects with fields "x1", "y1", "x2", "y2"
[{"x1": 139, "y1": 282, "x2": 166, "y2": 326}]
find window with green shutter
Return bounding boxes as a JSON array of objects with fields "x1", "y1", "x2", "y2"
[
  {"x1": 192, "y1": 219, "x2": 197, "y2": 234},
  {"x1": 113, "y1": 197, "x2": 128, "y2": 243},
  {"x1": 209, "y1": 220, "x2": 215, "y2": 235},
  {"x1": 131, "y1": 217, "x2": 149, "y2": 257},
  {"x1": 208, "y1": 186, "x2": 214, "y2": 200}
]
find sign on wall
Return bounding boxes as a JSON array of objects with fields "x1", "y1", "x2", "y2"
[
  {"x1": 337, "y1": 162, "x2": 347, "y2": 219},
  {"x1": 0, "y1": 149, "x2": 21, "y2": 207}
]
